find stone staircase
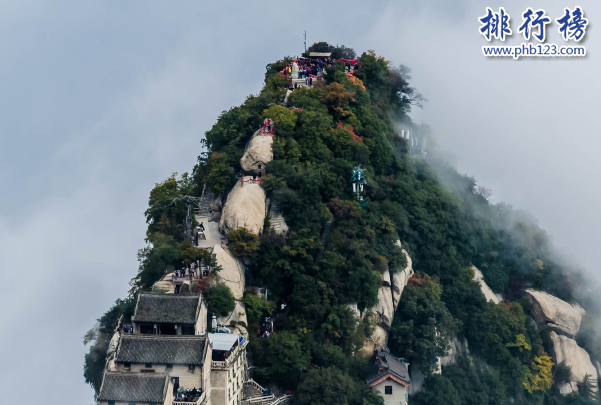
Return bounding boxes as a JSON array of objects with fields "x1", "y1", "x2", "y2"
[
  {"x1": 196, "y1": 189, "x2": 215, "y2": 218},
  {"x1": 268, "y1": 202, "x2": 288, "y2": 234},
  {"x1": 240, "y1": 380, "x2": 291, "y2": 405},
  {"x1": 316, "y1": 218, "x2": 335, "y2": 261},
  {"x1": 243, "y1": 379, "x2": 266, "y2": 398}
]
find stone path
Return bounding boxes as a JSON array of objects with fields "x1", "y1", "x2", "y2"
[{"x1": 268, "y1": 201, "x2": 288, "y2": 234}]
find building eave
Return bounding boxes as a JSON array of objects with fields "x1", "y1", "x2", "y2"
[{"x1": 368, "y1": 373, "x2": 410, "y2": 387}]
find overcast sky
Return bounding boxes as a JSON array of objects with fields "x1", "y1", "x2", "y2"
[{"x1": 0, "y1": 0, "x2": 599, "y2": 403}]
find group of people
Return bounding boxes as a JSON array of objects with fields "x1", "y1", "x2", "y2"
[
  {"x1": 261, "y1": 118, "x2": 273, "y2": 134},
  {"x1": 174, "y1": 387, "x2": 202, "y2": 402},
  {"x1": 192, "y1": 222, "x2": 205, "y2": 247},
  {"x1": 117, "y1": 323, "x2": 133, "y2": 334},
  {"x1": 174, "y1": 261, "x2": 200, "y2": 279},
  {"x1": 256, "y1": 317, "x2": 273, "y2": 338},
  {"x1": 282, "y1": 56, "x2": 361, "y2": 92},
  {"x1": 295, "y1": 57, "x2": 335, "y2": 77}
]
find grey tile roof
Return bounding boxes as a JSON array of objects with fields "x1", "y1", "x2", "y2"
[
  {"x1": 366, "y1": 351, "x2": 410, "y2": 385},
  {"x1": 98, "y1": 372, "x2": 168, "y2": 402},
  {"x1": 116, "y1": 334, "x2": 207, "y2": 365},
  {"x1": 133, "y1": 292, "x2": 200, "y2": 324}
]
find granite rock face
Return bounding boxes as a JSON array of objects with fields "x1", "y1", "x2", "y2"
[
  {"x1": 219, "y1": 176, "x2": 266, "y2": 235},
  {"x1": 372, "y1": 269, "x2": 395, "y2": 327},
  {"x1": 550, "y1": 331, "x2": 597, "y2": 387},
  {"x1": 439, "y1": 336, "x2": 470, "y2": 367},
  {"x1": 392, "y1": 248, "x2": 414, "y2": 310},
  {"x1": 357, "y1": 270, "x2": 395, "y2": 355},
  {"x1": 212, "y1": 244, "x2": 248, "y2": 334},
  {"x1": 472, "y1": 266, "x2": 503, "y2": 304},
  {"x1": 212, "y1": 245, "x2": 245, "y2": 300},
  {"x1": 526, "y1": 289, "x2": 584, "y2": 338},
  {"x1": 240, "y1": 131, "x2": 273, "y2": 173}
]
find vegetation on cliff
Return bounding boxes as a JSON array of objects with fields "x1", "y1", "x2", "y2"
[{"x1": 84, "y1": 44, "x2": 600, "y2": 404}]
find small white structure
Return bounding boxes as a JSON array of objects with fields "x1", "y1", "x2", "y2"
[
  {"x1": 208, "y1": 333, "x2": 248, "y2": 405},
  {"x1": 367, "y1": 351, "x2": 411, "y2": 405}
]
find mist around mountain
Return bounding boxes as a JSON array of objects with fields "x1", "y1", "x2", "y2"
[{"x1": 84, "y1": 43, "x2": 601, "y2": 405}]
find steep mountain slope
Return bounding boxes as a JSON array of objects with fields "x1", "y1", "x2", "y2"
[{"x1": 84, "y1": 46, "x2": 601, "y2": 405}]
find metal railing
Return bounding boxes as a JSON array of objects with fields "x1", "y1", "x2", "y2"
[
  {"x1": 271, "y1": 395, "x2": 292, "y2": 405},
  {"x1": 240, "y1": 394, "x2": 275, "y2": 405},
  {"x1": 243, "y1": 379, "x2": 266, "y2": 394}
]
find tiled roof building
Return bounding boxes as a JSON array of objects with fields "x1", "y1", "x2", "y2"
[
  {"x1": 133, "y1": 292, "x2": 201, "y2": 324},
  {"x1": 116, "y1": 334, "x2": 208, "y2": 365},
  {"x1": 367, "y1": 351, "x2": 411, "y2": 405},
  {"x1": 98, "y1": 372, "x2": 169, "y2": 404},
  {"x1": 131, "y1": 292, "x2": 207, "y2": 335}
]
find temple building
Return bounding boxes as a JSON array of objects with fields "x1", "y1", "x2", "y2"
[
  {"x1": 97, "y1": 372, "x2": 172, "y2": 405},
  {"x1": 131, "y1": 292, "x2": 208, "y2": 335},
  {"x1": 367, "y1": 351, "x2": 411, "y2": 405}
]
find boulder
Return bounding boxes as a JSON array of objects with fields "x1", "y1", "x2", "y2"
[
  {"x1": 240, "y1": 131, "x2": 273, "y2": 173},
  {"x1": 526, "y1": 289, "x2": 585, "y2": 338},
  {"x1": 472, "y1": 266, "x2": 502, "y2": 304},
  {"x1": 213, "y1": 245, "x2": 245, "y2": 300},
  {"x1": 550, "y1": 331, "x2": 597, "y2": 385},
  {"x1": 392, "y1": 248, "x2": 414, "y2": 310},
  {"x1": 219, "y1": 176, "x2": 266, "y2": 235}
]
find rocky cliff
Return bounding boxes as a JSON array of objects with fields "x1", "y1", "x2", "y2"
[
  {"x1": 526, "y1": 289, "x2": 596, "y2": 394},
  {"x1": 213, "y1": 244, "x2": 248, "y2": 334},
  {"x1": 219, "y1": 176, "x2": 266, "y2": 235},
  {"x1": 360, "y1": 243, "x2": 413, "y2": 355},
  {"x1": 525, "y1": 289, "x2": 584, "y2": 338},
  {"x1": 472, "y1": 266, "x2": 502, "y2": 304}
]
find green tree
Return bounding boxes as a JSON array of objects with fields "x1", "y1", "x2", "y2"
[
  {"x1": 83, "y1": 297, "x2": 135, "y2": 393},
  {"x1": 254, "y1": 331, "x2": 311, "y2": 386},
  {"x1": 411, "y1": 374, "x2": 461, "y2": 405},
  {"x1": 554, "y1": 361, "x2": 572, "y2": 383},
  {"x1": 579, "y1": 374, "x2": 598, "y2": 401},
  {"x1": 263, "y1": 105, "x2": 297, "y2": 137},
  {"x1": 243, "y1": 293, "x2": 274, "y2": 321},
  {"x1": 227, "y1": 227, "x2": 260, "y2": 258},
  {"x1": 205, "y1": 283, "x2": 236, "y2": 317},
  {"x1": 296, "y1": 367, "x2": 383, "y2": 405},
  {"x1": 205, "y1": 152, "x2": 236, "y2": 195},
  {"x1": 389, "y1": 274, "x2": 459, "y2": 373}
]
